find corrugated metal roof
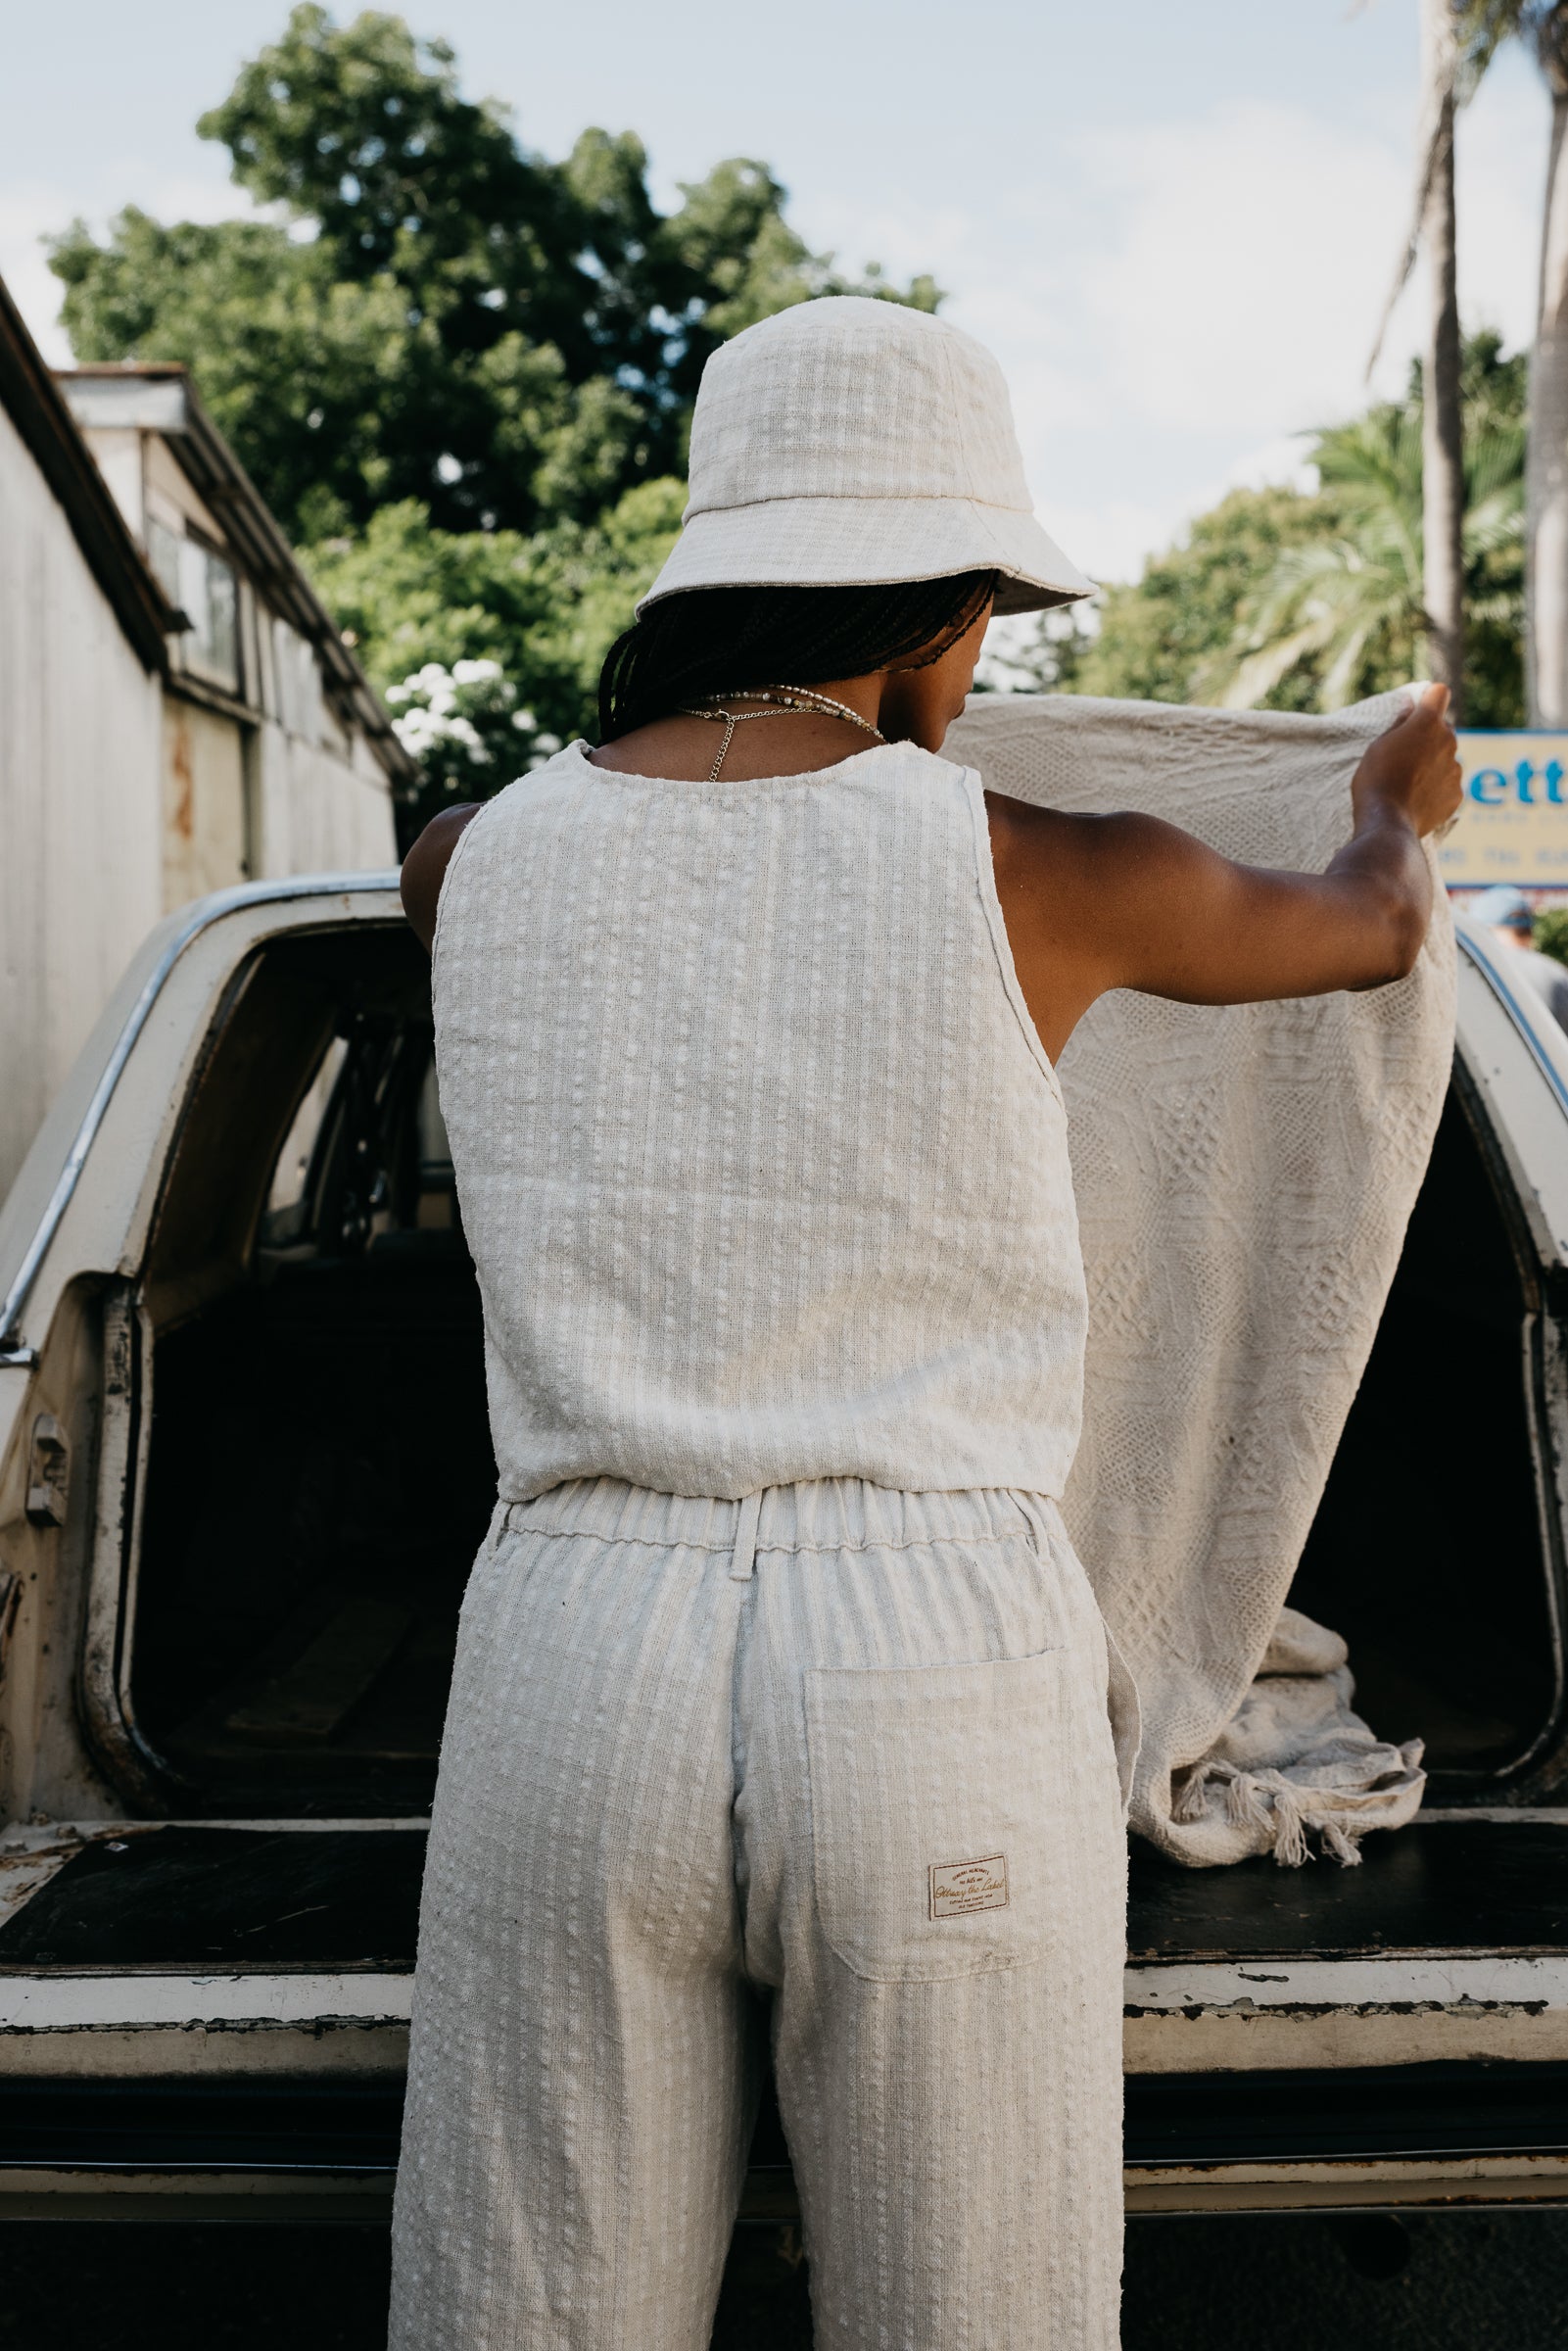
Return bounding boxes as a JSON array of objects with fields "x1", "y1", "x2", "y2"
[
  {"x1": 58, "y1": 364, "x2": 415, "y2": 789},
  {"x1": 0, "y1": 276, "x2": 173, "y2": 673}
]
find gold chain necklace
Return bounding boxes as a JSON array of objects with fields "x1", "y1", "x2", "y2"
[{"x1": 676, "y1": 685, "x2": 885, "y2": 783}]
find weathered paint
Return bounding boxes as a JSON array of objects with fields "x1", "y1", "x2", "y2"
[
  {"x1": 0, "y1": 2174, "x2": 395, "y2": 2222},
  {"x1": 0, "y1": 396, "x2": 164, "y2": 1199},
  {"x1": 1122, "y1": 2155, "x2": 1568, "y2": 2214},
  {"x1": 161, "y1": 699, "x2": 247, "y2": 907},
  {"x1": 1124, "y1": 1953, "x2": 1568, "y2": 2072},
  {"x1": 0, "y1": 1973, "x2": 411, "y2": 2083}
]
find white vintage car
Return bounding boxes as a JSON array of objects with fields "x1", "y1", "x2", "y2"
[{"x1": 0, "y1": 876, "x2": 1566, "y2": 2232}]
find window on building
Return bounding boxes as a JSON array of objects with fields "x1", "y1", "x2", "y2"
[
  {"x1": 147, "y1": 518, "x2": 242, "y2": 696},
  {"x1": 271, "y1": 616, "x2": 325, "y2": 744}
]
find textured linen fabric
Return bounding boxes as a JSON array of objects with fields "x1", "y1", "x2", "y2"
[
  {"x1": 405, "y1": 736, "x2": 1127, "y2": 2347},
  {"x1": 640, "y1": 297, "x2": 1092, "y2": 616},
  {"x1": 946, "y1": 690, "x2": 1453, "y2": 1867},
  {"x1": 389, "y1": 1479, "x2": 1126, "y2": 2351},
  {"x1": 432, "y1": 737, "x2": 1089, "y2": 1505}
]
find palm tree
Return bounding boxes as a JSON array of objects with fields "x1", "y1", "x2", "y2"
[
  {"x1": 1368, "y1": 0, "x2": 1467, "y2": 711},
  {"x1": 1466, "y1": 4, "x2": 1568, "y2": 720},
  {"x1": 1200, "y1": 346, "x2": 1524, "y2": 712},
  {"x1": 1390, "y1": 5, "x2": 1568, "y2": 721}
]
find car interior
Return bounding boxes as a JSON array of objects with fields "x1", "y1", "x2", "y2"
[
  {"x1": 128, "y1": 926, "x2": 492, "y2": 1817},
  {"x1": 118, "y1": 924, "x2": 1565, "y2": 1822},
  {"x1": 1289, "y1": 1077, "x2": 1561, "y2": 1783}
]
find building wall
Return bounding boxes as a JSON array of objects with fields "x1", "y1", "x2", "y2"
[
  {"x1": 161, "y1": 696, "x2": 248, "y2": 910},
  {"x1": 83, "y1": 415, "x2": 398, "y2": 896},
  {"x1": 253, "y1": 718, "x2": 398, "y2": 877},
  {"x1": 1, "y1": 393, "x2": 398, "y2": 1205},
  {"x1": 0, "y1": 399, "x2": 162, "y2": 1197}
]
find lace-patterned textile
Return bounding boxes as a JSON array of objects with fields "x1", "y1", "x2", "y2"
[{"x1": 948, "y1": 690, "x2": 1449, "y2": 1866}]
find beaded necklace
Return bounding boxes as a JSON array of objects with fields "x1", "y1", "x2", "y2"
[{"x1": 677, "y1": 685, "x2": 885, "y2": 783}]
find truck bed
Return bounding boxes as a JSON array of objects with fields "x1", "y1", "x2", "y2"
[{"x1": 1, "y1": 1816, "x2": 1565, "y2": 2218}]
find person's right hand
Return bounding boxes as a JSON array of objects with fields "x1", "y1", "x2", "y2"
[{"x1": 1350, "y1": 683, "x2": 1463, "y2": 840}]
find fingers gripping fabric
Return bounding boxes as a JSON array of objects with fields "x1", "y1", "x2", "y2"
[
  {"x1": 389, "y1": 1480, "x2": 1126, "y2": 2351},
  {"x1": 946, "y1": 691, "x2": 1453, "y2": 1867}
]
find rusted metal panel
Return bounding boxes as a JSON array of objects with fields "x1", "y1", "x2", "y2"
[{"x1": 160, "y1": 699, "x2": 248, "y2": 911}]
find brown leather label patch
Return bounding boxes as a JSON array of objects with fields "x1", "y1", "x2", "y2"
[{"x1": 928, "y1": 1854, "x2": 1009, "y2": 1919}]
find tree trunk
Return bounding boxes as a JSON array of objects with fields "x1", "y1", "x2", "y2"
[
  {"x1": 1420, "y1": 0, "x2": 1466, "y2": 715},
  {"x1": 1529, "y1": 67, "x2": 1568, "y2": 725}
]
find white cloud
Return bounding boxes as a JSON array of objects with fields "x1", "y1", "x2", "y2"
[
  {"x1": 0, "y1": 189, "x2": 74, "y2": 361},
  {"x1": 1455, "y1": 71, "x2": 1547, "y2": 346},
  {"x1": 1031, "y1": 497, "x2": 1180, "y2": 588},
  {"x1": 1076, "y1": 102, "x2": 1413, "y2": 434},
  {"x1": 796, "y1": 64, "x2": 1545, "y2": 584},
  {"x1": 1223, "y1": 434, "x2": 1319, "y2": 497},
  {"x1": 0, "y1": 172, "x2": 262, "y2": 362}
]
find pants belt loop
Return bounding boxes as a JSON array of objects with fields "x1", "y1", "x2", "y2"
[
  {"x1": 1015, "y1": 1489, "x2": 1047, "y2": 1555},
  {"x1": 730, "y1": 1490, "x2": 763, "y2": 1582}
]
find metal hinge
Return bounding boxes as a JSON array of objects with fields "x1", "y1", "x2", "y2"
[{"x1": 24, "y1": 1415, "x2": 69, "y2": 1527}]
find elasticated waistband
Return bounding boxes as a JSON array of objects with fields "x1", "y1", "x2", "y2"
[{"x1": 496, "y1": 1475, "x2": 1064, "y2": 1565}]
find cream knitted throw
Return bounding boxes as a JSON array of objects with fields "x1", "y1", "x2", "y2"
[{"x1": 947, "y1": 690, "x2": 1451, "y2": 1867}]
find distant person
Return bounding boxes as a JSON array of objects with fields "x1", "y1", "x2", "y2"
[{"x1": 1471, "y1": 886, "x2": 1568, "y2": 1033}]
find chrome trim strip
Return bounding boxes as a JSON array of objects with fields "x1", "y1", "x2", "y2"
[
  {"x1": 1455, "y1": 924, "x2": 1568, "y2": 1124},
  {"x1": 0, "y1": 873, "x2": 399, "y2": 1357}
]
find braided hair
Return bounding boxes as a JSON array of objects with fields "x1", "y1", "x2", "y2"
[{"x1": 597, "y1": 570, "x2": 997, "y2": 743}]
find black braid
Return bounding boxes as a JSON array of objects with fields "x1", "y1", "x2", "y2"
[{"x1": 597, "y1": 571, "x2": 997, "y2": 744}]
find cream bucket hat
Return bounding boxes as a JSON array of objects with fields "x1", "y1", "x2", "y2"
[{"x1": 639, "y1": 296, "x2": 1094, "y2": 618}]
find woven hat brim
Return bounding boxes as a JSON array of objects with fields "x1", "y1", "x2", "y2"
[{"x1": 636, "y1": 495, "x2": 1095, "y2": 618}]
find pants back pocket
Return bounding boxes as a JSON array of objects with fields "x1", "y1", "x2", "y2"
[{"x1": 804, "y1": 1650, "x2": 1069, "y2": 1984}]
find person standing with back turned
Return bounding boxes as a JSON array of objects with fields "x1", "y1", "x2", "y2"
[{"x1": 391, "y1": 298, "x2": 1460, "y2": 2349}]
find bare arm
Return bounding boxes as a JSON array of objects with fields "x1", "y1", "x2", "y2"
[
  {"x1": 989, "y1": 686, "x2": 1462, "y2": 1064},
  {"x1": 401, "y1": 803, "x2": 483, "y2": 952}
]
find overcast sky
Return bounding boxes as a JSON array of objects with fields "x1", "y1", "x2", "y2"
[{"x1": 1, "y1": 0, "x2": 1548, "y2": 582}]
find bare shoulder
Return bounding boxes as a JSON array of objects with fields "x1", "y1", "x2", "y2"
[
  {"x1": 401, "y1": 803, "x2": 484, "y2": 953},
  {"x1": 983, "y1": 792, "x2": 1229, "y2": 1013},
  {"x1": 984, "y1": 791, "x2": 1181, "y2": 897}
]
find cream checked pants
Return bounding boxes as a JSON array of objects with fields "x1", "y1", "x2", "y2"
[{"x1": 389, "y1": 1478, "x2": 1130, "y2": 2351}]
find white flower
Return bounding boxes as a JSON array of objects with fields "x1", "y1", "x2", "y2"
[{"x1": 390, "y1": 704, "x2": 491, "y2": 762}]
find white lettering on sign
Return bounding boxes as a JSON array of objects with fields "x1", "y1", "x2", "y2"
[{"x1": 1444, "y1": 731, "x2": 1568, "y2": 887}]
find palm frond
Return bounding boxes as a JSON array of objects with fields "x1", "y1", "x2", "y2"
[
  {"x1": 1203, "y1": 623, "x2": 1333, "y2": 711},
  {"x1": 1453, "y1": 1, "x2": 1532, "y2": 91},
  {"x1": 1322, "y1": 624, "x2": 1376, "y2": 711}
]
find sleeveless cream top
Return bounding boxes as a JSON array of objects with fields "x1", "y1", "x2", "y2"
[{"x1": 432, "y1": 738, "x2": 1087, "y2": 1502}]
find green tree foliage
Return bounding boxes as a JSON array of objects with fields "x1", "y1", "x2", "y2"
[
  {"x1": 49, "y1": 5, "x2": 937, "y2": 546},
  {"x1": 303, "y1": 478, "x2": 684, "y2": 840},
  {"x1": 1038, "y1": 333, "x2": 1525, "y2": 723},
  {"x1": 1536, "y1": 904, "x2": 1568, "y2": 965},
  {"x1": 1077, "y1": 487, "x2": 1335, "y2": 711}
]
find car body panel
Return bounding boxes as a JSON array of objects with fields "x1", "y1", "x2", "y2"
[{"x1": 1, "y1": 884, "x2": 1567, "y2": 2218}]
